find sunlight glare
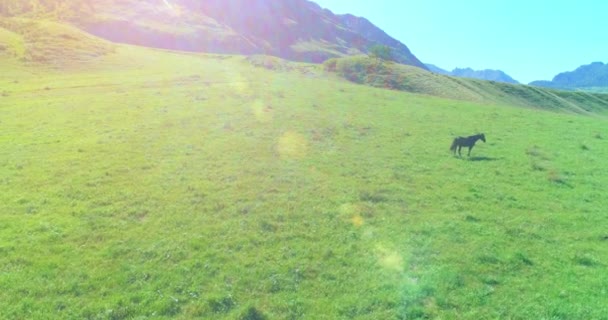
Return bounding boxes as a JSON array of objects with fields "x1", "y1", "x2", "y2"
[
  {"x1": 339, "y1": 203, "x2": 365, "y2": 227},
  {"x1": 277, "y1": 131, "x2": 308, "y2": 159},
  {"x1": 375, "y1": 245, "x2": 404, "y2": 272},
  {"x1": 252, "y1": 99, "x2": 273, "y2": 123},
  {"x1": 162, "y1": 0, "x2": 173, "y2": 9},
  {"x1": 351, "y1": 214, "x2": 364, "y2": 227},
  {"x1": 227, "y1": 71, "x2": 251, "y2": 96}
]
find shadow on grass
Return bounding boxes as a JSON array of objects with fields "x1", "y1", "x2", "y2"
[
  {"x1": 452, "y1": 155, "x2": 501, "y2": 161},
  {"x1": 467, "y1": 156, "x2": 501, "y2": 162}
]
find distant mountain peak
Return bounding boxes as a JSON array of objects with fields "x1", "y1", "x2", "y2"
[
  {"x1": 425, "y1": 64, "x2": 519, "y2": 84},
  {"x1": 530, "y1": 61, "x2": 608, "y2": 91}
]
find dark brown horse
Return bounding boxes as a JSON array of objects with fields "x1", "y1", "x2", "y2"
[{"x1": 450, "y1": 133, "x2": 486, "y2": 156}]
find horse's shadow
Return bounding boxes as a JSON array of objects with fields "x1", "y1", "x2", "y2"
[{"x1": 466, "y1": 156, "x2": 500, "y2": 162}]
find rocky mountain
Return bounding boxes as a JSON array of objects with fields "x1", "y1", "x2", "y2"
[
  {"x1": 0, "y1": 0, "x2": 427, "y2": 69},
  {"x1": 529, "y1": 62, "x2": 608, "y2": 91},
  {"x1": 425, "y1": 64, "x2": 451, "y2": 75},
  {"x1": 425, "y1": 64, "x2": 519, "y2": 84},
  {"x1": 451, "y1": 68, "x2": 519, "y2": 84}
]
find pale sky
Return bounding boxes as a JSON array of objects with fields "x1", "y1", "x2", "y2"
[{"x1": 313, "y1": 0, "x2": 606, "y2": 84}]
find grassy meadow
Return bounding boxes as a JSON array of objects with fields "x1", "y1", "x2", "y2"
[{"x1": 2, "y1": 32, "x2": 608, "y2": 319}]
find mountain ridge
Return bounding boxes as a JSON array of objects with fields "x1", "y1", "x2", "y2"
[
  {"x1": 0, "y1": 0, "x2": 427, "y2": 69},
  {"x1": 530, "y1": 61, "x2": 608, "y2": 91},
  {"x1": 426, "y1": 64, "x2": 519, "y2": 84}
]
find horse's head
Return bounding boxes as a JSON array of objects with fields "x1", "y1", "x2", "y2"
[{"x1": 479, "y1": 133, "x2": 486, "y2": 142}]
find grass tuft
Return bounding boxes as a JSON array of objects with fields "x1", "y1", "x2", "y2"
[
  {"x1": 573, "y1": 254, "x2": 601, "y2": 267},
  {"x1": 208, "y1": 295, "x2": 236, "y2": 314},
  {"x1": 547, "y1": 170, "x2": 569, "y2": 185},
  {"x1": 240, "y1": 306, "x2": 267, "y2": 320},
  {"x1": 359, "y1": 190, "x2": 389, "y2": 203}
]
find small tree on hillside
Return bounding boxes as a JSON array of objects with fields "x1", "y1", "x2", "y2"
[{"x1": 369, "y1": 44, "x2": 393, "y2": 62}]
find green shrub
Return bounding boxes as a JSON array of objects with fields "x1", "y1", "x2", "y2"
[
  {"x1": 324, "y1": 56, "x2": 412, "y2": 90},
  {"x1": 323, "y1": 58, "x2": 338, "y2": 72}
]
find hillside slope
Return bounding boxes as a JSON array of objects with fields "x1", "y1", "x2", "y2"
[
  {"x1": 0, "y1": 0, "x2": 427, "y2": 68},
  {"x1": 0, "y1": 17, "x2": 115, "y2": 67},
  {"x1": 326, "y1": 56, "x2": 608, "y2": 114}
]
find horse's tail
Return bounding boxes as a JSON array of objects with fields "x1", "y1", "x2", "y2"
[{"x1": 450, "y1": 138, "x2": 457, "y2": 151}]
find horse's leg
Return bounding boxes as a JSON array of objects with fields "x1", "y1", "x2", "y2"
[
  {"x1": 468, "y1": 146, "x2": 472, "y2": 156},
  {"x1": 458, "y1": 146, "x2": 462, "y2": 157}
]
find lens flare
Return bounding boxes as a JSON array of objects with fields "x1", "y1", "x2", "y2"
[
  {"x1": 251, "y1": 99, "x2": 273, "y2": 123},
  {"x1": 162, "y1": 0, "x2": 173, "y2": 9},
  {"x1": 375, "y1": 245, "x2": 404, "y2": 272},
  {"x1": 339, "y1": 203, "x2": 364, "y2": 227},
  {"x1": 277, "y1": 131, "x2": 308, "y2": 159}
]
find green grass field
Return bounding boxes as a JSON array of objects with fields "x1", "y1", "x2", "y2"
[{"x1": 1, "y1": 20, "x2": 608, "y2": 319}]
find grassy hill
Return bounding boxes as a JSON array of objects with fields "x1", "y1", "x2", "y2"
[
  {"x1": 1, "y1": 21, "x2": 608, "y2": 319},
  {"x1": 325, "y1": 56, "x2": 608, "y2": 115},
  {"x1": 0, "y1": 17, "x2": 115, "y2": 68}
]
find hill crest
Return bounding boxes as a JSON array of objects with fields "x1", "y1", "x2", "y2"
[{"x1": 0, "y1": 17, "x2": 115, "y2": 67}]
